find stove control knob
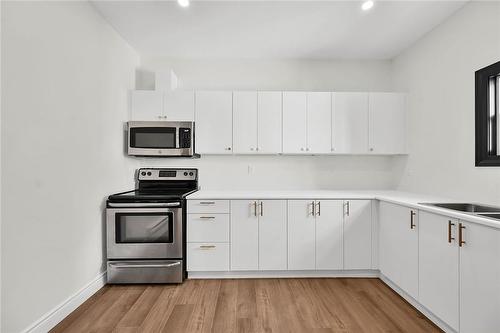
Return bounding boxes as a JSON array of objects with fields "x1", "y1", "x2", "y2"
[
  {"x1": 183, "y1": 172, "x2": 188, "y2": 176},
  {"x1": 147, "y1": 172, "x2": 152, "y2": 176},
  {"x1": 189, "y1": 172, "x2": 194, "y2": 176},
  {"x1": 141, "y1": 171, "x2": 146, "y2": 176}
]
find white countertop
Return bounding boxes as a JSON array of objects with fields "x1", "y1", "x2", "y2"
[{"x1": 187, "y1": 189, "x2": 500, "y2": 229}]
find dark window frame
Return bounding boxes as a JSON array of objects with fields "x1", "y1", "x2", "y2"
[{"x1": 475, "y1": 60, "x2": 500, "y2": 167}]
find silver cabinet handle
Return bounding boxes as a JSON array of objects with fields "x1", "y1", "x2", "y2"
[
  {"x1": 199, "y1": 245, "x2": 216, "y2": 249},
  {"x1": 253, "y1": 201, "x2": 258, "y2": 217},
  {"x1": 250, "y1": 147, "x2": 254, "y2": 151},
  {"x1": 256, "y1": 147, "x2": 260, "y2": 151},
  {"x1": 199, "y1": 216, "x2": 216, "y2": 219},
  {"x1": 260, "y1": 201, "x2": 263, "y2": 216},
  {"x1": 344, "y1": 201, "x2": 350, "y2": 217},
  {"x1": 110, "y1": 262, "x2": 180, "y2": 269},
  {"x1": 316, "y1": 201, "x2": 321, "y2": 216},
  {"x1": 301, "y1": 147, "x2": 305, "y2": 151},
  {"x1": 225, "y1": 147, "x2": 232, "y2": 151},
  {"x1": 311, "y1": 201, "x2": 316, "y2": 216},
  {"x1": 306, "y1": 147, "x2": 310, "y2": 151},
  {"x1": 199, "y1": 201, "x2": 215, "y2": 205}
]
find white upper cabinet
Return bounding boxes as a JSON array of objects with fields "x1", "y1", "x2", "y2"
[
  {"x1": 257, "y1": 92, "x2": 282, "y2": 154},
  {"x1": 233, "y1": 91, "x2": 258, "y2": 154},
  {"x1": 130, "y1": 90, "x2": 194, "y2": 121},
  {"x1": 315, "y1": 200, "x2": 343, "y2": 270},
  {"x1": 343, "y1": 200, "x2": 372, "y2": 269},
  {"x1": 332, "y1": 92, "x2": 369, "y2": 154},
  {"x1": 130, "y1": 90, "x2": 164, "y2": 121},
  {"x1": 282, "y1": 92, "x2": 308, "y2": 154},
  {"x1": 460, "y1": 222, "x2": 500, "y2": 333},
  {"x1": 163, "y1": 90, "x2": 195, "y2": 121},
  {"x1": 307, "y1": 92, "x2": 332, "y2": 154},
  {"x1": 418, "y1": 211, "x2": 459, "y2": 331},
  {"x1": 195, "y1": 91, "x2": 233, "y2": 154},
  {"x1": 233, "y1": 91, "x2": 282, "y2": 154},
  {"x1": 379, "y1": 202, "x2": 418, "y2": 299},
  {"x1": 368, "y1": 93, "x2": 407, "y2": 154}
]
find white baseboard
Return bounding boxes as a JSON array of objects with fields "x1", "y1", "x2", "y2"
[
  {"x1": 21, "y1": 271, "x2": 107, "y2": 333},
  {"x1": 188, "y1": 269, "x2": 380, "y2": 279},
  {"x1": 379, "y1": 274, "x2": 457, "y2": 333}
]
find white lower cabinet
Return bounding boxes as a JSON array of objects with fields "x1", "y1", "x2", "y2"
[
  {"x1": 315, "y1": 200, "x2": 343, "y2": 270},
  {"x1": 230, "y1": 200, "x2": 287, "y2": 271},
  {"x1": 288, "y1": 200, "x2": 316, "y2": 270},
  {"x1": 258, "y1": 200, "x2": 287, "y2": 270},
  {"x1": 187, "y1": 243, "x2": 229, "y2": 271},
  {"x1": 459, "y1": 221, "x2": 500, "y2": 333},
  {"x1": 419, "y1": 211, "x2": 459, "y2": 331},
  {"x1": 379, "y1": 202, "x2": 418, "y2": 299},
  {"x1": 343, "y1": 200, "x2": 372, "y2": 269},
  {"x1": 230, "y1": 200, "x2": 259, "y2": 270},
  {"x1": 288, "y1": 200, "x2": 367, "y2": 270}
]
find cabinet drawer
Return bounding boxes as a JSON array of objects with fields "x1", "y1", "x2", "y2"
[
  {"x1": 187, "y1": 214, "x2": 229, "y2": 242},
  {"x1": 187, "y1": 243, "x2": 229, "y2": 271},
  {"x1": 188, "y1": 200, "x2": 229, "y2": 214}
]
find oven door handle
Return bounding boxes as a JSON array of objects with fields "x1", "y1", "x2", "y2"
[
  {"x1": 107, "y1": 202, "x2": 181, "y2": 208},
  {"x1": 109, "y1": 262, "x2": 181, "y2": 269}
]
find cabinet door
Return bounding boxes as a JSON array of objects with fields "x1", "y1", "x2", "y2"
[
  {"x1": 257, "y1": 92, "x2": 282, "y2": 154},
  {"x1": 258, "y1": 200, "x2": 287, "y2": 270},
  {"x1": 315, "y1": 200, "x2": 343, "y2": 270},
  {"x1": 460, "y1": 222, "x2": 500, "y2": 333},
  {"x1": 230, "y1": 200, "x2": 259, "y2": 271},
  {"x1": 288, "y1": 200, "x2": 316, "y2": 270},
  {"x1": 307, "y1": 92, "x2": 332, "y2": 154},
  {"x1": 368, "y1": 93, "x2": 407, "y2": 154},
  {"x1": 233, "y1": 91, "x2": 258, "y2": 154},
  {"x1": 332, "y1": 92, "x2": 369, "y2": 154},
  {"x1": 163, "y1": 90, "x2": 195, "y2": 121},
  {"x1": 130, "y1": 90, "x2": 164, "y2": 121},
  {"x1": 282, "y1": 92, "x2": 307, "y2": 154},
  {"x1": 195, "y1": 91, "x2": 233, "y2": 154},
  {"x1": 419, "y1": 211, "x2": 459, "y2": 331},
  {"x1": 379, "y1": 202, "x2": 418, "y2": 299},
  {"x1": 343, "y1": 200, "x2": 372, "y2": 269}
]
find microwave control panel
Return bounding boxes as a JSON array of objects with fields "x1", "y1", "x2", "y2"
[{"x1": 179, "y1": 128, "x2": 191, "y2": 148}]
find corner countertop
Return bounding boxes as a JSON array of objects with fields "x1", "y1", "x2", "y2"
[{"x1": 186, "y1": 189, "x2": 500, "y2": 230}]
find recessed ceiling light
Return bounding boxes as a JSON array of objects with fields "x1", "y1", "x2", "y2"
[
  {"x1": 178, "y1": 0, "x2": 190, "y2": 8},
  {"x1": 361, "y1": 0, "x2": 374, "y2": 11}
]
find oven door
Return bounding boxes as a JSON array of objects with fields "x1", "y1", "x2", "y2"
[
  {"x1": 106, "y1": 206, "x2": 182, "y2": 259},
  {"x1": 127, "y1": 121, "x2": 193, "y2": 157}
]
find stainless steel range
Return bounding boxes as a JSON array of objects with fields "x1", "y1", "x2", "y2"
[{"x1": 106, "y1": 168, "x2": 198, "y2": 284}]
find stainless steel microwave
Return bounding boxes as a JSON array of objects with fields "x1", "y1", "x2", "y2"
[{"x1": 127, "y1": 121, "x2": 195, "y2": 157}]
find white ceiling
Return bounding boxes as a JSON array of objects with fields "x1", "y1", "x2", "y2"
[{"x1": 92, "y1": 0, "x2": 467, "y2": 60}]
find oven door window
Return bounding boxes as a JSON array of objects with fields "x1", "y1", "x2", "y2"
[
  {"x1": 130, "y1": 127, "x2": 176, "y2": 149},
  {"x1": 115, "y1": 213, "x2": 173, "y2": 243}
]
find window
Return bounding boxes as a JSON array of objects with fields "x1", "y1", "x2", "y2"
[{"x1": 475, "y1": 61, "x2": 500, "y2": 166}]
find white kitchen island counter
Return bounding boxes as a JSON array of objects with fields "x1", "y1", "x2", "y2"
[{"x1": 187, "y1": 189, "x2": 500, "y2": 229}]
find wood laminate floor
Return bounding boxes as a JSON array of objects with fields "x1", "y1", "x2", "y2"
[{"x1": 51, "y1": 278, "x2": 442, "y2": 333}]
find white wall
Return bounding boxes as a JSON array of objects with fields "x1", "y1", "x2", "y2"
[
  {"x1": 1, "y1": 2, "x2": 139, "y2": 332},
  {"x1": 139, "y1": 58, "x2": 406, "y2": 190},
  {"x1": 392, "y1": 1, "x2": 500, "y2": 205}
]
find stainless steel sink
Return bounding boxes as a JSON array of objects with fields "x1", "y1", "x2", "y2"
[
  {"x1": 419, "y1": 203, "x2": 500, "y2": 213},
  {"x1": 476, "y1": 213, "x2": 500, "y2": 220}
]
